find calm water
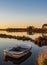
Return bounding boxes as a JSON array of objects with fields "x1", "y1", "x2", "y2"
[{"x1": 0, "y1": 31, "x2": 47, "y2": 65}]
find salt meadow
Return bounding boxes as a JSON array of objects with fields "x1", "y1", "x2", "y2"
[{"x1": 0, "y1": 31, "x2": 47, "y2": 65}]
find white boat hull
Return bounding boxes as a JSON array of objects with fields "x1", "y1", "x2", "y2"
[
  {"x1": 4, "y1": 44, "x2": 32, "y2": 59},
  {"x1": 4, "y1": 50, "x2": 30, "y2": 59}
]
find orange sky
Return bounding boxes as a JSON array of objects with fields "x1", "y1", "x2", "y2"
[
  {"x1": 0, "y1": 0, "x2": 47, "y2": 29},
  {"x1": 0, "y1": 23, "x2": 43, "y2": 29}
]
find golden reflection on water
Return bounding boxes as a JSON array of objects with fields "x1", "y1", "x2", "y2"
[
  {"x1": 0, "y1": 31, "x2": 27, "y2": 36},
  {"x1": 38, "y1": 49, "x2": 47, "y2": 65},
  {"x1": 0, "y1": 31, "x2": 42, "y2": 40}
]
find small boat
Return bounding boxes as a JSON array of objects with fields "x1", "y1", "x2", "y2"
[
  {"x1": 4, "y1": 44, "x2": 32, "y2": 59},
  {"x1": 4, "y1": 52, "x2": 31, "y2": 64}
]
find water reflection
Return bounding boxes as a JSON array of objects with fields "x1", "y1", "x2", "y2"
[
  {"x1": 27, "y1": 31, "x2": 34, "y2": 35},
  {"x1": 37, "y1": 49, "x2": 47, "y2": 65},
  {"x1": 0, "y1": 31, "x2": 47, "y2": 65},
  {"x1": 0, "y1": 33, "x2": 47, "y2": 47},
  {"x1": 0, "y1": 31, "x2": 27, "y2": 36},
  {"x1": 34, "y1": 36, "x2": 47, "y2": 47},
  {"x1": 4, "y1": 52, "x2": 31, "y2": 65},
  {"x1": 42, "y1": 33, "x2": 47, "y2": 39},
  {"x1": 0, "y1": 34, "x2": 34, "y2": 41}
]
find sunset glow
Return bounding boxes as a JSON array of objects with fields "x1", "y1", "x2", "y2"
[{"x1": 0, "y1": 0, "x2": 47, "y2": 28}]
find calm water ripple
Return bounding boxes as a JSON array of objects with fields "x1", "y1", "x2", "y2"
[{"x1": 0, "y1": 31, "x2": 47, "y2": 65}]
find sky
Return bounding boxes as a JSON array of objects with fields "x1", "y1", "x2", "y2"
[{"x1": 0, "y1": 0, "x2": 47, "y2": 28}]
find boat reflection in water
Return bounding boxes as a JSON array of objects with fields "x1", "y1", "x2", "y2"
[{"x1": 4, "y1": 52, "x2": 31, "y2": 65}]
